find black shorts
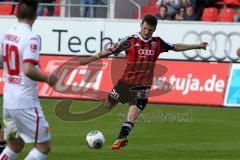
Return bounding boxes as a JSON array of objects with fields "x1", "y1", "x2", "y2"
[{"x1": 107, "y1": 80, "x2": 150, "y2": 110}]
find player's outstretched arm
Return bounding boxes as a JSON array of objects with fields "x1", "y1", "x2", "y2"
[
  {"x1": 24, "y1": 62, "x2": 57, "y2": 86},
  {"x1": 79, "y1": 39, "x2": 130, "y2": 65},
  {"x1": 79, "y1": 43, "x2": 124, "y2": 65},
  {"x1": 172, "y1": 42, "x2": 208, "y2": 51},
  {"x1": 79, "y1": 49, "x2": 113, "y2": 65}
]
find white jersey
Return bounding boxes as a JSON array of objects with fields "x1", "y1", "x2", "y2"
[{"x1": 0, "y1": 22, "x2": 41, "y2": 109}]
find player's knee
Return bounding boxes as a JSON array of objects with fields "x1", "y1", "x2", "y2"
[
  {"x1": 38, "y1": 146, "x2": 51, "y2": 155},
  {"x1": 36, "y1": 141, "x2": 51, "y2": 154},
  {"x1": 103, "y1": 101, "x2": 115, "y2": 109},
  {"x1": 13, "y1": 143, "x2": 24, "y2": 153},
  {"x1": 44, "y1": 146, "x2": 51, "y2": 154},
  {"x1": 43, "y1": 144, "x2": 51, "y2": 154},
  {"x1": 9, "y1": 137, "x2": 25, "y2": 153}
]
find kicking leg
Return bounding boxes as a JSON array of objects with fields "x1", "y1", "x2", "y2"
[
  {"x1": 111, "y1": 105, "x2": 140, "y2": 150},
  {"x1": 112, "y1": 98, "x2": 148, "y2": 150}
]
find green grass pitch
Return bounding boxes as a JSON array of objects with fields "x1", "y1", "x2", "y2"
[{"x1": 1, "y1": 98, "x2": 240, "y2": 160}]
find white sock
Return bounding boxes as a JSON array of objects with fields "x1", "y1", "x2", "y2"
[
  {"x1": 0, "y1": 146, "x2": 18, "y2": 160},
  {"x1": 24, "y1": 148, "x2": 47, "y2": 160}
]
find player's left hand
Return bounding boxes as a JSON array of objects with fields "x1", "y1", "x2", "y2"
[{"x1": 199, "y1": 42, "x2": 208, "y2": 50}]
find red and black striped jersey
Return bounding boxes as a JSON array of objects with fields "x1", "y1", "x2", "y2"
[{"x1": 112, "y1": 32, "x2": 174, "y2": 86}]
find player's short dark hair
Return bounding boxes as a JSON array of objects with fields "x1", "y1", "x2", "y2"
[
  {"x1": 141, "y1": 14, "x2": 158, "y2": 27},
  {"x1": 17, "y1": 0, "x2": 39, "y2": 20}
]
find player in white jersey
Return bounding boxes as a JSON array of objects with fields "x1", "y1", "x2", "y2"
[
  {"x1": 0, "y1": 43, "x2": 6, "y2": 154},
  {"x1": 0, "y1": 0, "x2": 57, "y2": 160}
]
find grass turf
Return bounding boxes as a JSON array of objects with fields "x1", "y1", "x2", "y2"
[{"x1": 1, "y1": 98, "x2": 240, "y2": 160}]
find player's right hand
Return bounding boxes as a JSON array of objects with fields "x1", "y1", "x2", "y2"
[
  {"x1": 199, "y1": 42, "x2": 208, "y2": 50},
  {"x1": 48, "y1": 74, "x2": 57, "y2": 87}
]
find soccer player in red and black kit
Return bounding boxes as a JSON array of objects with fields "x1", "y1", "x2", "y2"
[{"x1": 78, "y1": 14, "x2": 208, "y2": 150}]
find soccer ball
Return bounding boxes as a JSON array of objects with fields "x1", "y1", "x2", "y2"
[{"x1": 86, "y1": 131, "x2": 105, "y2": 149}]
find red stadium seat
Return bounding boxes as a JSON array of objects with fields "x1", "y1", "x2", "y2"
[
  {"x1": 142, "y1": 7, "x2": 159, "y2": 17},
  {"x1": 0, "y1": 4, "x2": 12, "y2": 15},
  {"x1": 237, "y1": 9, "x2": 240, "y2": 16},
  {"x1": 148, "y1": 0, "x2": 157, "y2": 7},
  {"x1": 218, "y1": 7, "x2": 234, "y2": 22},
  {"x1": 0, "y1": 2, "x2": 60, "y2": 16},
  {"x1": 132, "y1": 11, "x2": 138, "y2": 19},
  {"x1": 39, "y1": 0, "x2": 60, "y2": 16},
  {"x1": 132, "y1": 7, "x2": 159, "y2": 19},
  {"x1": 13, "y1": 5, "x2": 17, "y2": 15},
  {"x1": 54, "y1": 0, "x2": 60, "y2": 16},
  {"x1": 201, "y1": 7, "x2": 218, "y2": 22}
]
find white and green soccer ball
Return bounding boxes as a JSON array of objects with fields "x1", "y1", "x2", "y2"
[{"x1": 86, "y1": 131, "x2": 105, "y2": 149}]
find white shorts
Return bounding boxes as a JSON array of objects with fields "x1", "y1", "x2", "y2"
[{"x1": 3, "y1": 107, "x2": 51, "y2": 143}]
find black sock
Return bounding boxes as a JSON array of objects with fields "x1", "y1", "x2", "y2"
[
  {"x1": 0, "y1": 141, "x2": 6, "y2": 154},
  {"x1": 117, "y1": 121, "x2": 134, "y2": 139}
]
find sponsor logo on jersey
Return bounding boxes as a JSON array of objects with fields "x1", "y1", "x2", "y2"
[
  {"x1": 31, "y1": 44, "x2": 38, "y2": 53},
  {"x1": 138, "y1": 49, "x2": 154, "y2": 57},
  {"x1": 151, "y1": 41, "x2": 157, "y2": 49}
]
